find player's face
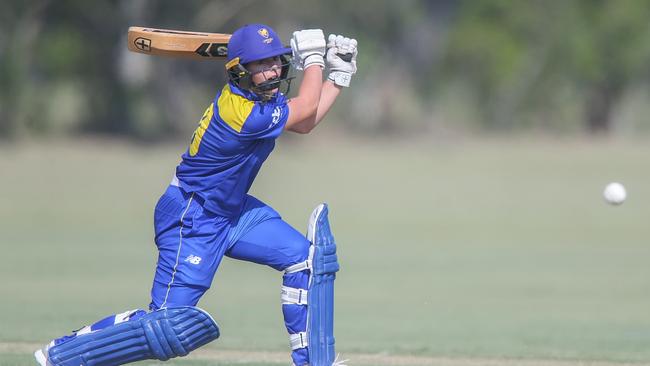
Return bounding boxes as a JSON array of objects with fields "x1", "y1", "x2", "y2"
[{"x1": 246, "y1": 56, "x2": 282, "y2": 91}]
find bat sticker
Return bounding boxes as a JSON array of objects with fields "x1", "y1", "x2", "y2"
[
  {"x1": 195, "y1": 43, "x2": 229, "y2": 57},
  {"x1": 134, "y1": 37, "x2": 152, "y2": 52}
]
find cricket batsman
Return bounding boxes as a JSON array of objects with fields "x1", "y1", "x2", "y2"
[{"x1": 34, "y1": 24, "x2": 357, "y2": 366}]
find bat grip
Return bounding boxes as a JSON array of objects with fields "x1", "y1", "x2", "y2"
[{"x1": 336, "y1": 53, "x2": 353, "y2": 62}]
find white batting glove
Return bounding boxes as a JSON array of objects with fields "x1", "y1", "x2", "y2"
[
  {"x1": 326, "y1": 34, "x2": 358, "y2": 87},
  {"x1": 290, "y1": 29, "x2": 326, "y2": 70}
]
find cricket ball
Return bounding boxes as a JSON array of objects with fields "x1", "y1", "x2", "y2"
[{"x1": 603, "y1": 182, "x2": 626, "y2": 205}]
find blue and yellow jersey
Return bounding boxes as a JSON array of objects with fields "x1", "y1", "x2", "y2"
[{"x1": 175, "y1": 82, "x2": 289, "y2": 218}]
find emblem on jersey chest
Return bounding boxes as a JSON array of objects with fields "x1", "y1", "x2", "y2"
[{"x1": 270, "y1": 106, "x2": 282, "y2": 127}]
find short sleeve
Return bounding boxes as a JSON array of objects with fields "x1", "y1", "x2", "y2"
[{"x1": 239, "y1": 102, "x2": 288, "y2": 140}]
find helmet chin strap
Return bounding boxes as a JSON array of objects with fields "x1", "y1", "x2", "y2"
[
  {"x1": 253, "y1": 78, "x2": 281, "y2": 92},
  {"x1": 251, "y1": 76, "x2": 294, "y2": 101},
  {"x1": 250, "y1": 79, "x2": 279, "y2": 101}
]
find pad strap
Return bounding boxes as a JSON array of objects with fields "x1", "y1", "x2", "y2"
[
  {"x1": 284, "y1": 259, "x2": 312, "y2": 274},
  {"x1": 281, "y1": 286, "x2": 308, "y2": 305},
  {"x1": 289, "y1": 332, "x2": 309, "y2": 350}
]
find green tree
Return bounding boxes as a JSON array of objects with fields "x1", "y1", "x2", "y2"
[
  {"x1": 563, "y1": 0, "x2": 650, "y2": 132},
  {"x1": 444, "y1": 0, "x2": 650, "y2": 133}
]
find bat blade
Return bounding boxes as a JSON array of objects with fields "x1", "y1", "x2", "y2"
[{"x1": 127, "y1": 26, "x2": 231, "y2": 60}]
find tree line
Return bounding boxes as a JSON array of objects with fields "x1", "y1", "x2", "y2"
[{"x1": 1, "y1": 0, "x2": 649, "y2": 140}]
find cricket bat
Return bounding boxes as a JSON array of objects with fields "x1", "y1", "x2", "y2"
[{"x1": 127, "y1": 26, "x2": 231, "y2": 60}]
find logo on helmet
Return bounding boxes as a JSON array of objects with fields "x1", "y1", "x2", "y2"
[{"x1": 257, "y1": 27, "x2": 274, "y2": 44}]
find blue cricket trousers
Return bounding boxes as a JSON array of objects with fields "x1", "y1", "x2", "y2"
[{"x1": 149, "y1": 184, "x2": 310, "y2": 365}]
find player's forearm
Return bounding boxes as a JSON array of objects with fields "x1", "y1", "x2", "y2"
[
  {"x1": 287, "y1": 78, "x2": 340, "y2": 134},
  {"x1": 314, "y1": 80, "x2": 341, "y2": 124},
  {"x1": 287, "y1": 73, "x2": 339, "y2": 133},
  {"x1": 286, "y1": 66, "x2": 323, "y2": 133},
  {"x1": 297, "y1": 65, "x2": 324, "y2": 116}
]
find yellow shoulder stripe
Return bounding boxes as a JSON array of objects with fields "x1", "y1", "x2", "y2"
[{"x1": 217, "y1": 84, "x2": 254, "y2": 133}]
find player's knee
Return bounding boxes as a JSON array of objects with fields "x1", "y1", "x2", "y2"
[
  {"x1": 281, "y1": 236, "x2": 311, "y2": 271},
  {"x1": 150, "y1": 282, "x2": 208, "y2": 310}
]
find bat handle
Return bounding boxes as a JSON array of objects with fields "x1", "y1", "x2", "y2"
[{"x1": 336, "y1": 53, "x2": 353, "y2": 62}]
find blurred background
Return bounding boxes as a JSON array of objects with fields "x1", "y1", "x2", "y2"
[
  {"x1": 2, "y1": 1, "x2": 650, "y2": 365},
  {"x1": 2, "y1": 0, "x2": 650, "y2": 140}
]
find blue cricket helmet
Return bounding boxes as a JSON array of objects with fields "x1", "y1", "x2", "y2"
[
  {"x1": 227, "y1": 24, "x2": 291, "y2": 64},
  {"x1": 225, "y1": 24, "x2": 293, "y2": 99}
]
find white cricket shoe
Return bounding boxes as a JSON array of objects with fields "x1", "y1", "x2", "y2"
[
  {"x1": 34, "y1": 341, "x2": 54, "y2": 366},
  {"x1": 332, "y1": 354, "x2": 349, "y2": 366}
]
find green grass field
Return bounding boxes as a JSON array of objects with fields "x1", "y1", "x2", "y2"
[{"x1": 1, "y1": 136, "x2": 649, "y2": 366}]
